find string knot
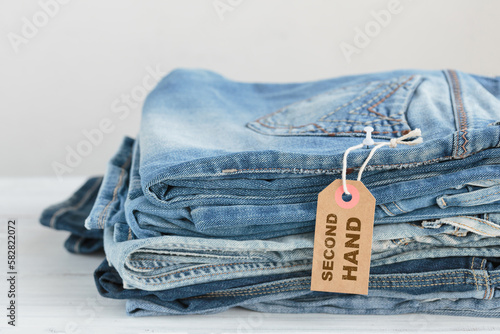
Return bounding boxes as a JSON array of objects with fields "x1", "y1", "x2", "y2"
[
  {"x1": 389, "y1": 129, "x2": 422, "y2": 148},
  {"x1": 341, "y1": 128, "x2": 423, "y2": 196}
]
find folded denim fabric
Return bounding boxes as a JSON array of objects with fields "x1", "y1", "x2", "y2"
[
  {"x1": 83, "y1": 136, "x2": 500, "y2": 241},
  {"x1": 134, "y1": 69, "x2": 500, "y2": 207},
  {"x1": 40, "y1": 68, "x2": 500, "y2": 317},
  {"x1": 95, "y1": 255, "x2": 500, "y2": 316},
  {"x1": 84, "y1": 69, "x2": 500, "y2": 237},
  {"x1": 104, "y1": 215, "x2": 500, "y2": 292},
  {"x1": 122, "y1": 256, "x2": 500, "y2": 316},
  {"x1": 40, "y1": 176, "x2": 103, "y2": 254}
]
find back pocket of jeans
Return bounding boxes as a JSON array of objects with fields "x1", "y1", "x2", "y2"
[{"x1": 247, "y1": 75, "x2": 422, "y2": 139}]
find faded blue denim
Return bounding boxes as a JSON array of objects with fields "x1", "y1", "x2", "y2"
[{"x1": 40, "y1": 68, "x2": 500, "y2": 317}]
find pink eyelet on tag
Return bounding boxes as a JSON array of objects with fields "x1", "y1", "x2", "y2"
[{"x1": 335, "y1": 184, "x2": 359, "y2": 209}]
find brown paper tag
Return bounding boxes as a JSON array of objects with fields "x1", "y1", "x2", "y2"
[{"x1": 310, "y1": 179, "x2": 375, "y2": 295}]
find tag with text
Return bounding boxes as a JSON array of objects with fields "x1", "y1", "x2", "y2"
[{"x1": 311, "y1": 180, "x2": 375, "y2": 295}]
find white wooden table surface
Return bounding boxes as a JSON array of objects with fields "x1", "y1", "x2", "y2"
[{"x1": 1, "y1": 177, "x2": 500, "y2": 334}]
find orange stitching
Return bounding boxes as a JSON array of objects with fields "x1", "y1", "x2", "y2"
[
  {"x1": 481, "y1": 270, "x2": 490, "y2": 299},
  {"x1": 253, "y1": 80, "x2": 378, "y2": 124},
  {"x1": 443, "y1": 220, "x2": 497, "y2": 237},
  {"x1": 254, "y1": 82, "x2": 388, "y2": 130},
  {"x1": 198, "y1": 280, "x2": 309, "y2": 298},
  {"x1": 380, "y1": 203, "x2": 394, "y2": 216},
  {"x1": 194, "y1": 286, "x2": 307, "y2": 299},
  {"x1": 198, "y1": 280, "x2": 484, "y2": 298},
  {"x1": 455, "y1": 189, "x2": 500, "y2": 204},
  {"x1": 455, "y1": 216, "x2": 500, "y2": 231},
  {"x1": 471, "y1": 257, "x2": 479, "y2": 290},
  {"x1": 367, "y1": 75, "x2": 414, "y2": 121},
  {"x1": 253, "y1": 77, "x2": 415, "y2": 135},
  {"x1": 449, "y1": 70, "x2": 469, "y2": 158},
  {"x1": 392, "y1": 202, "x2": 408, "y2": 214}
]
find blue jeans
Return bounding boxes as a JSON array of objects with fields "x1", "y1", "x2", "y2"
[
  {"x1": 85, "y1": 69, "x2": 500, "y2": 236},
  {"x1": 41, "y1": 68, "x2": 500, "y2": 317},
  {"x1": 83, "y1": 136, "x2": 500, "y2": 241},
  {"x1": 100, "y1": 256, "x2": 500, "y2": 316},
  {"x1": 94, "y1": 255, "x2": 500, "y2": 316}
]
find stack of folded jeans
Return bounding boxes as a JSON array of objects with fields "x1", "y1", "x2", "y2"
[{"x1": 41, "y1": 68, "x2": 500, "y2": 317}]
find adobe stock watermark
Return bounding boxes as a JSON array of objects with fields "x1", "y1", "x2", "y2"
[
  {"x1": 339, "y1": 0, "x2": 407, "y2": 64},
  {"x1": 7, "y1": 0, "x2": 72, "y2": 54},
  {"x1": 51, "y1": 65, "x2": 167, "y2": 181},
  {"x1": 213, "y1": 0, "x2": 244, "y2": 21}
]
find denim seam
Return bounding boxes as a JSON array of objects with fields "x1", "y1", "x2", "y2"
[
  {"x1": 481, "y1": 271, "x2": 490, "y2": 299},
  {"x1": 255, "y1": 77, "x2": 416, "y2": 135},
  {"x1": 197, "y1": 272, "x2": 489, "y2": 298},
  {"x1": 471, "y1": 257, "x2": 479, "y2": 290},
  {"x1": 392, "y1": 202, "x2": 408, "y2": 214},
  {"x1": 487, "y1": 283, "x2": 494, "y2": 300},
  {"x1": 371, "y1": 281, "x2": 482, "y2": 288},
  {"x1": 380, "y1": 203, "x2": 395, "y2": 216},
  {"x1": 98, "y1": 156, "x2": 132, "y2": 229},
  {"x1": 254, "y1": 80, "x2": 378, "y2": 127},
  {"x1": 49, "y1": 177, "x2": 101, "y2": 228},
  {"x1": 456, "y1": 215, "x2": 500, "y2": 230},
  {"x1": 410, "y1": 223, "x2": 425, "y2": 229},
  {"x1": 440, "y1": 197, "x2": 447, "y2": 207},
  {"x1": 444, "y1": 220, "x2": 499, "y2": 237},
  {"x1": 322, "y1": 119, "x2": 397, "y2": 125},
  {"x1": 207, "y1": 278, "x2": 309, "y2": 294},
  {"x1": 129, "y1": 262, "x2": 309, "y2": 285},
  {"x1": 318, "y1": 82, "x2": 390, "y2": 121},
  {"x1": 220, "y1": 155, "x2": 459, "y2": 175},
  {"x1": 197, "y1": 286, "x2": 308, "y2": 298},
  {"x1": 452, "y1": 189, "x2": 500, "y2": 204},
  {"x1": 131, "y1": 253, "x2": 262, "y2": 260},
  {"x1": 448, "y1": 69, "x2": 469, "y2": 158},
  {"x1": 255, "y1": 81, "x2": 387, "y2": 131},
  {"x1": 128, "y1": 257, "x2": 264, "y2": 270},
  {"x1": 371, "y1": 277, "x2": 479, "y2": 284},
  {"x1": 366, "y1": 76, "x2": 415, "y2": 121},
  {"x1": 137, "y1": 269, "x2": 486, "y2": 284},
  {"x1": 371, "y1": 270, "x2": 478, "y2": 279},
  {"x1": 196, "y1": 280, "x2": 310, "y2": 298},
  {"x1": 130, "y1": 244, "x2": 300, "y2": 253},
  {"x1": 197, "y1": 279, "x2": 483, "y2": 298}
]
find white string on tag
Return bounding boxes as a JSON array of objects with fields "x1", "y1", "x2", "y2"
[{"x1": 341, "y1": 127, "x2": 423, "y2": 196}]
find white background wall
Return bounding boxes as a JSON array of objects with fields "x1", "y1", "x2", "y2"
[{"x1": 1, "y1": 0, "x2": 499, "y2": 178}]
